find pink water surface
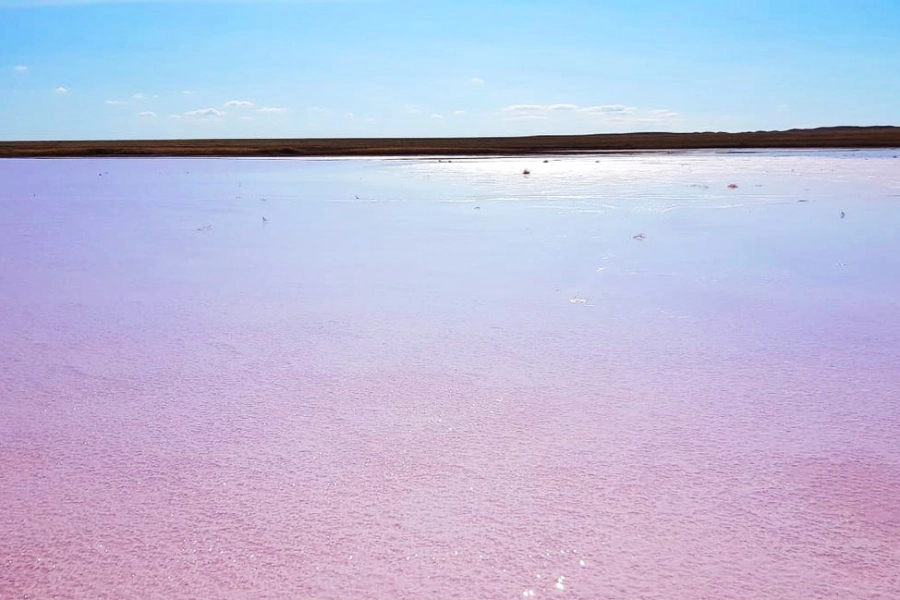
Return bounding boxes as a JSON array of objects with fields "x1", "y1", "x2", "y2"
[{"x1": 1, "y1": 152, "x2": 899, "y2": 599}]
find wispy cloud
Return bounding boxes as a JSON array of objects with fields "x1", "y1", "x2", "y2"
[
  {"x1": 224, "y1": 99, "x2": 254, "y2": 108},
  {"x1": 501, "y1": 102, "x2": 678, "y2": 126},
  {"x1": 469, "y1": 77, "x2": 485, "y2": 85},
  {"x1": 258, "y1": 106, "x2": 288, "y2": 114},
  {"x1": 502, "y1": 104, "x2": 546, "y2": 121},
  {"x1": 137, "y1": 111, "x2": 157, "y2": 118},
  {"x1": 452, "y1": 110, "x2": 466, "y2": 116},
  {"x1": 105, "y1": 99, "x2": 128, "y2": 105},
  {"x1": 648, "y1": 109, "x2": 679, "y2": 119},
  {"x1": 53, "y1": 86, "x2": 68, "y2": 94},
  {"x1": 132, "y1": 92, "x2": 145, "y2": 100},
  {"x1": 14, "y1": 65, "x2": 27, "y2": 72},
  {"x1": 581, "y1": 104, "x2": 633, "y2": 114},
  {"x1": 181, "y1": 90, "x2": 195, "y2": 96},
  {"x1": 184, "y1": 107, "x2": 224, "y2": 118},
  {"x1": 602, "y1": 108, "x2": 681, "y2": 126}
]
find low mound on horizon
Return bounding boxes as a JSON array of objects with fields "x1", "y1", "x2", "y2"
[{"x1": 1, "y1": 125, "x2": 898, "y2": 158}]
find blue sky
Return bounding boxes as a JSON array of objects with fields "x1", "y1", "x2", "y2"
[{"x1": 2, "y1": 0, "x2": 899, "y2": 140}]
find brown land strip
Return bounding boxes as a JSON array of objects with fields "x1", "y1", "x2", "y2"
[{"x1": 1, "y1": 126, "x2": 899, "y2": 158}]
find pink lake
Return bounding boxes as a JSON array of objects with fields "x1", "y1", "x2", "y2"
[{"x1": 1, "y1": 151, "x2": 899, "y2": 599}]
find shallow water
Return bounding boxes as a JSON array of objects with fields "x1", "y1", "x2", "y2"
[{"x1": 1, "y1": 151, "x2": 899, "y2": 599}]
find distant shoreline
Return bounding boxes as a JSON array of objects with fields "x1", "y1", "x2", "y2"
[{"x1": 1, "y1": 126, "x2": 899, "y2": 158}]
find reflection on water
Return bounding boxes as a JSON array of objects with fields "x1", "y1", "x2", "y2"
[{"x1": 1, "y1": 151, "x2": 899, "y2": 599}]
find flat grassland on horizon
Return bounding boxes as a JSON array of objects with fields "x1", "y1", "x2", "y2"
[{"x1": 1, "y1": 126, "x2": 899, "y2": 158}]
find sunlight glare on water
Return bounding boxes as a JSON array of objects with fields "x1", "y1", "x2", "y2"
[{"x1": 1, "y1": 151, "x2": 899, "y2": 599}]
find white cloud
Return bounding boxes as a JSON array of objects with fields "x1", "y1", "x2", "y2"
[
  {"x1": 181, "y1": 90, "x2": 195, "y2": 96},
  {"x1": 224, "y1": 99, "x2": 254, "y2": 108},
  {"x1": 307, "y1": 106, "x2": 327, "y2": 112},
  {"x1": 240, "y1": 116, "x2": 254, "y2": 121},
  {"x1": 105, "y1": 99, "x2": 127, "y2": 105},
  {"x1": 257, "y1": 106, "x2": 288, "y2": 113},
  {"x1": 452, "y1": 110, "x2": 466, "y2": 116},
  {"x1": 53, "y1": 86, "x2": 68, "y2": 94},
  {"x1": 137, "y1": 111, "x2": 157, "y2": 118},
  {"x1": 14, "y1": 65, "x2": 27, "y2": 72},
  {"x1": 469, "y1": 77, "x2": 485, "y2": 85},
  {"x1": 132, "y1": 92, "x2": 145, "y2": 100},
  {"x1": 407, "y1": 108, "x2": 423, "y2": 115},
  {"x1": 431, "y1": 113, "x2": 444, "y2": 120},
  {"x1": 184, "y1": 107, "x2": 224, "y2": 118},
  {"x1": 549, "y1": 104, "x2": 578, "y2": 111}
]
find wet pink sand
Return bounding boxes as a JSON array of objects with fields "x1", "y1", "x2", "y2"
[{"x1": 1, "y1": 152, "x2": 899, "y2": 599}]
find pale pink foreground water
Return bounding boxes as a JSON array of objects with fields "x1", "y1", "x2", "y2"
[{"x1": 1, "y1": 152, "x2": 899, "y2": 599}]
